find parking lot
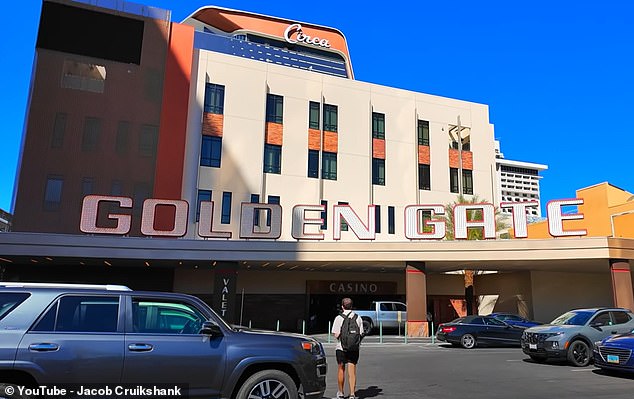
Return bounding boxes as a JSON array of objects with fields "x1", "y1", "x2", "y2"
[{"x1": 319, "y1": 342, "x2": 634, "y2": 399}]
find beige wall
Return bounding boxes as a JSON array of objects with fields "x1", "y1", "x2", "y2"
[
  {"x1": 184, "y1": 50, "x2": 497, "y2": 241},
  {"x1": 530, "y1": 270, "x2": 612, "y2": 322},
  {"x1": 475, "y1": 272, "x2": 534, "y2": 318}
]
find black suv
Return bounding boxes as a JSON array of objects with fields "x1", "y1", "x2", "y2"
[{"x1": 0, "y1": 283, "x2": 327, "y2": 399}]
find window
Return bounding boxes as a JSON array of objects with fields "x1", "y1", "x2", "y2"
[
  {"x1": 485, "y1": 318, "x2": 507, "y2": 326},
  {"x1": 251, "y1": 194, "x2": 260, "y2": 226},
  {"x1": 321, "y1": 200, "x2": 327, "y2": 230},
  {"x1": 267, "y1": 195, "x2": 280, "y2": 227},
  {"x1": 110, "y1": 180, "x2": 122, "y2": 196},
  {"x1": 51, "y1": 112, "x2": 67, "y2": 148},
  {"x1": 221, "y1": 192, "x2": 232, "y2": 224},
  {"x1": 139, "y1": 125, "x2": 158, "y2": 157},
  {"x1": 450, "y1": 168, "x2": 459, "y2": 193},
  {"x1": 611, "y1": 311, "x2": 631, "y2": 325},
  {"x1": 81, "y1": 178, "x2": 94, "y2": 197},
  {"x1": 266, "y1": 94, "x2": 283, "y2": 124},
  {"x1": 339, "y1": 201, "x2": 348, "y2": 231},
  {"x1": 308, "y1": 150, "x2": 319, "y2": 178},
  {"x1": 418, "y1": 164, "x2": 431, "y2": 190},
  {"x1": 372, "y1": 158, "x2": 385, "y2": 185},
  {"x1": 44, "y1": 176, "x2": 63, "y2": 211},
  {"x1": 321, "y1": 152, "x2": 337, "y2": 180},
  {"x1": 263, "y1": 144, "x2": 281, "y2": 174},
  {"x1": 375, "y1": 205, "x2": 381, "y2": 233},
  {"x1": 131, "y1": 298, "x2": 206, "y2": 335},
  {"x1": 0, "y1": 293, "x2": 30, "y2": 321},
  {"x1": 82, "y1": 117, "x2": 101, "y2": 151},
  {"x1": 204, "y1": 83, "x2": 225, "y2": 114},
  {"x1": 324, "y1": 104, "x2": 338, "y2": 132},
  {"x1": 61, "y1": 60, "x2": 106, "y2": 93},
  {"x1": 115, "y1": 121, "x2": 130, "y2": 154},
  {"x1": 309, "y1": 101, "x2": 320, "y2": 129},
  {"x1": 471, "y1": 317, "x2": 485, "y2": 325},
  {"x1": 133, "y1": 182, "x2": 150, "y2": 215},
  {"x1": 201, "y1": 136, "x2": 222, "y2": 167},
  {"x1": 417, "y1": 120, "x2": 429, "y2": 146},
  {"x1": 196, "y1": 190, "x2": 212, "y2": 222},
  {"x1": 590, "y1": 312, "x2": 611, "y2": 327},
  {"x1": 33, "y1": 295, "x2": 119, "y2": 333},
  {"x1": 462, "y1": 170, "x2": 473, "y2": 195},
  {"x1": 372, "y1": 112, "x2": 385, "y2": 139},
  {"x1": 388, "y1": 206, "x2": 395, "y2": 234}
]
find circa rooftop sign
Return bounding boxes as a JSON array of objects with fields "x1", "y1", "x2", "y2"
[
  {"x1": 283, "y1": 23, "x2": 331, "y2": 48},
  {"x1": 80, "y1": 195, "x2": 587, "y2": 240}
]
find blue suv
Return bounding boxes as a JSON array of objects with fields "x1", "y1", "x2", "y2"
[{"x1": 0, "y1": 283, "x2": 327, "y2": 399}]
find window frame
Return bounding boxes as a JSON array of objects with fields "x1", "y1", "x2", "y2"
[
  {"x1": 44, "y1": 175, "x2": 64, "y2": 211},
  {"x1": 450, "y1": 168, "x2": 459, "y2": 193},
  {"x1": 221, "y1": 192, "x2": 232, "y2": 224},
  {"x1": 307, "y1": 149, "x2": 319, "y2": 178},
  {"x1": 462, "y1": 170, "x2": 473, "y2": 195},
  {"x1": 263, "y1": 144, "x2": 282, "y2": 174},
  {"x1": 321, "y1": 151, "x2": 337, "y2": 180},
  {"x1": 266, "y1": 94, "x2": 284, "y2": 124},
  {"x1": 204, "y1": 83, "x2": 225, "y2": 115},
  {"x1": 200, "y1": 136, "x2": 222, "y2": 168},
  {"x1": 417, "y1": 119, "x2": 430, "y2": 146},
  {"x1": 309, "y1": 101, "x2": 320, "y2": 130},
  {"x1": 372, "y1": 158, "x2": 385, "y2": 186},
  {"x1": 323, "y1": 104, "x2": 338, "y2": 133},
  {"x1": 196, "y1": 190, "x2": 212, "y2": 222},
  {"x1": 372, "y1": 112, "x2": 385, "y2": 139},
  {"x1": 418, "y1": 164, "x2": 431, "y2": 190}
]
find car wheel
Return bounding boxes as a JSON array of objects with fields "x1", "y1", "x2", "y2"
[
  {"x1": 236, "y1": 370, "x2": 298, "y2": 399},
  {"x1": 529, "y1": 355, "x2": 547, "y2": 363},
  {"x1": 362, "y1": 319, "x2": 373, "y2": 336},
  {"x1": 567, "y1": 340, "x2": 591, "y2": 367},
  {"x1": 460, "y1": 334, "x2": 476, "y2": 349},
  {"x1": 0, "y1": 384, "x2": 30, "y2": 399}
]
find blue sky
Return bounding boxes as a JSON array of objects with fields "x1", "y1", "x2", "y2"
[{"x1": 2, "y1": 0, "x2": 633, "y2": 213}]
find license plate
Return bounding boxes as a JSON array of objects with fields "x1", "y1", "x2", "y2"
[
  {"x1": 607, "y1": 355, "x2": 619, "y2": 364},
  {"x1": 529, "y1": 344, "x2": 537, "y2": 350}
]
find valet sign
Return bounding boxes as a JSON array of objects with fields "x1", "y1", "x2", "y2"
[
  {"x1": 80, "y1": 195, "x2": 587, "y2": 240},
  {"x1": 283, "y1": 23, "x2": 331, "y2": 48}
]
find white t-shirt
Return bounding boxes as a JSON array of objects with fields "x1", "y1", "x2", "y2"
[{"x1": 331, "y1": 310, "x2": 364, "y2": 351}]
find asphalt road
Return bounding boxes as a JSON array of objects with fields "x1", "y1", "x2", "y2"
[{"x1": 319, "y1": 342, "x2": 634, "y2": 399}]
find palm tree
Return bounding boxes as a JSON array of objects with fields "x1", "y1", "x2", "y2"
[{"x1": 441, "y1": 194, "x2": 508, "y2": 315}]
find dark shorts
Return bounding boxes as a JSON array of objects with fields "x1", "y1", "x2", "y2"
[{"x1": 336, "y1": 349, "x2": 360, "y2": 365}]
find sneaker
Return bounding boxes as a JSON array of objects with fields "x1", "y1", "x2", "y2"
[
  {"x1": 349, "y1": 396, "x2": 357, "y2": 399},
  {"x1": 335, "y1": 392, "x2": 345, "y2": 399}
]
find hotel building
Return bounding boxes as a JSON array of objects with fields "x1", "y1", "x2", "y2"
[{"x1": 2, "y1": 0, "x2": 633, "y2": 335}]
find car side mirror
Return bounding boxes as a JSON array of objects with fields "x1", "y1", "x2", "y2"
[
  {"x1": 590, "y1": 322, "x2": 603, "y2": 330},
  {"x1": 201, "y1": 321, "x2": 223, "y2": 337}
]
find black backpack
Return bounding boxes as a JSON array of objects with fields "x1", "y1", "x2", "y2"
[{"x1": 340, "y1": 313, "x2": 362, "y2": 351}]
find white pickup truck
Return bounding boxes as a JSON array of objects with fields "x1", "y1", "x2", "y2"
[{"x1": 355, "y1": 301, "x2": 407, "y2": 334}]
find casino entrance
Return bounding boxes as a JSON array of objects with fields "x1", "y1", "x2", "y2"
[{"x1": 305, "y1": 280, "x2": 404, "y2": 334}]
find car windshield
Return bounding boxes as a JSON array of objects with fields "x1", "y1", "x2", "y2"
[{"x1": 550, "y1": 311, "x2": 594, "y2": 326}]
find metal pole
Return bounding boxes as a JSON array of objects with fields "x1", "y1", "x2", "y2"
[
  {"x1": 302, "y1": 320, "x2": 306, "y2": 335},
  {"x1": 276, "y1": 320, "x2": 280, "y2": 331},
  {"x1": 248, "y1": 320, "x2": 251, "y2": 329},
  {"x1": 379, "y1": 320, "x2": 383, "y2": 344},
  {"x1": 239, "y1": 288, "x2": 245, "y2": 326},
  {"x1": 404, "y1": 322, "x2": 408, "y2": 344},
  {"x1": 328, "y1": 321, "x2": 332, "y2": 343},
  {"x1": 431, "y1": 321, "x2": 435, "y2": 344},
  {"x1": 457, "y1": 115, "x2": 463, "y2": 195}
]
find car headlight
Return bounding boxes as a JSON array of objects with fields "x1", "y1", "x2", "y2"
[
  {"x1": 544, "y1": 332, "x2": 564, "y2": 338},
  {"x1": 594, "y1": 341, "x2": 602, "y2": 350},
  {"x1": 301, "y1": 340, "x2": 324, "y2": 356}
]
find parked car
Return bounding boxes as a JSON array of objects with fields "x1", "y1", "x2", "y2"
[
  {"x1": 593, "y1": 328, "x2": 634, "y2": 373},
  {"x1": 521, "y1": 307, "x2": 634, "y2": 367},
  {"x1": 489, "y1": 312, "x2": 542, "y2": 328},
  {"x1": 0, "y1": 282, "x2": 327, "y2": 399},
  {"x1": 436, "y1": 315, "x2": 524, "y2": 349},
  {"x1": 355, "y1": 301, "x2": 407, "y2": 334}
]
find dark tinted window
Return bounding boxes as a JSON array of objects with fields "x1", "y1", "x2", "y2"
[
  {"x1": 394, "y1": 303, "x2": 406, "y2": 312},
  {"x1": 470, "y1": 317, "x2": 484, "y2": 325},
  {"x1": 0, "y1": 293, "x2": 30, "y2": 321},
  {"x1": 379, "y1": 303, "x2": 391, "y2": 311},
  {"x1": 34, "y1": 296, "x2": 119, "y2": 333},
  {"x1": 612, "y1": 311, "x2": 632, "y2": 325},
  {"x1": 132, "y1": 298, "x2": 206, "y2": 334},
  {"x1": 37, "y1": 2, "x2": 144, "y2": 65},
  {"x1": 590, "y1": 312, "x2": 611, "y2": 327},
  {"x1": 485, "y1": 317, "x2": 506, "y2": 326}
]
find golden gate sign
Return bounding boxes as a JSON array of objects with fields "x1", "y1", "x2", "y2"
[{"x1": 80, "y1": 195, "x2": 587, "y2": 239}]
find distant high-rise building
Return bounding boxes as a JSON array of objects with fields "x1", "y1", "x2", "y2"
[
  {"x1": 495, "y1": 141, "x2": 547, "y2": 218},
  {"x1": 0, "y1": 209, "x2": 11, "y2": 232}
]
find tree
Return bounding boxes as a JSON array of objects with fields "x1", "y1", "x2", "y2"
[{"x1": 441, "y1": 194, "x2": 508, "y2": 315}]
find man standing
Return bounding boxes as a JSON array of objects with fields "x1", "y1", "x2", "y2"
[{"x1": 332, "y1": 297, "x2": 364, "y2": 399}]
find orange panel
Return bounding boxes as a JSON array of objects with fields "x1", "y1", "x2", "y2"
[
  {"x1": 192, "y1": 7, "x2": 352, "y2": 78},
  {"x1": 153, "y1": 22, "x2": 194, "y2": 231},
  {"x1": 308, "y1": 129, "x2": 321, "y2": 150},
  {"x1": 448, "y1": 149, "x2": 460, "y2": 168},
  {"x1": 418, "y1": 145, "x2": 430, "y2": 165},
  {"x1": 202, "y1": 113, "x2": 224, "y2": 137},
  {"x1": 373, "y1": 138, "x2": 385, "y2": 159},
  {"x1": 265, "y1": 122, "x2": 283, "y2": 145},
  {"x1": 323, "y1": 131, "x2": 338, "y2": 153},
  {"x1": 462, "y1": 151, "x2": 473, "y2": 170}
]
